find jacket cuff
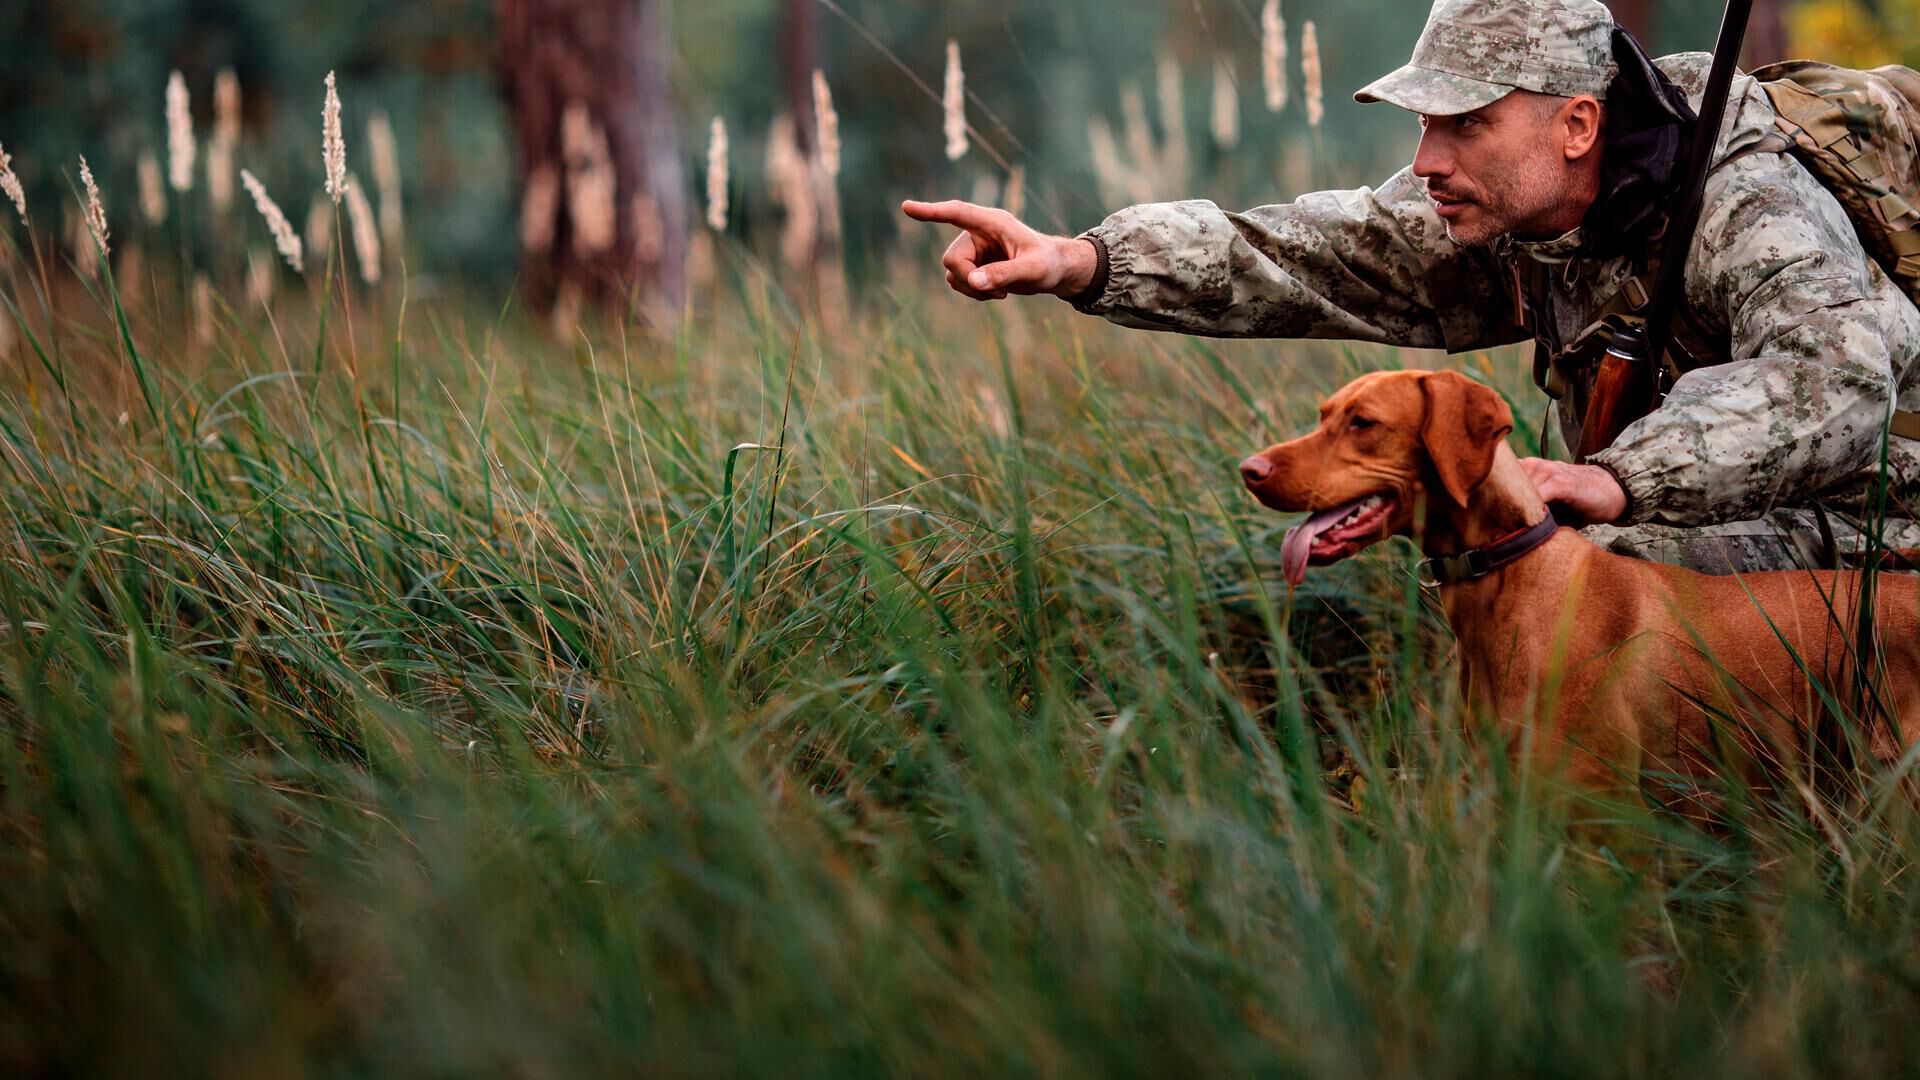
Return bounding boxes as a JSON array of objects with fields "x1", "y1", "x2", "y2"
[
  {"x1": 1591, "y1": 458, "x2": 1638, "y2": 525},
  {"x1": 1588, "y1": 451, "x2": 1657, "y2": 525},
  {"x1": 1064, "y1": 232, "x2": 1111, "y2": 312}
]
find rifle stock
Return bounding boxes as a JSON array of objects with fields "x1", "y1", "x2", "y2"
[{"x1": 1575, "y1": 333, "x2": 1656, "y2": 460}]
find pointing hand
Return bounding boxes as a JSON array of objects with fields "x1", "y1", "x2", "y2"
[{"x1": 900, "y1": 199, "x2": 1098, "y2": 301}]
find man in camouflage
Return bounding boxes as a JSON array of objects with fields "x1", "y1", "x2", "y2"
[{"x1": 903, "y1": 0, "x2": 1920, "y2": 573}]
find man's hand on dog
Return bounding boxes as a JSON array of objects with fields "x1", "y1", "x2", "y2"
[
  {"x1": 901, "y1": 200, "x2": 1097, "y2": 301},
  {"x1": 1519, "y1": 458, "x2": 1627, "y2": 525}
]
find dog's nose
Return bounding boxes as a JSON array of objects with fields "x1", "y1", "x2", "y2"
[{"x1": 1239, "y1": 455, "x2": 1272, "y2": 487}]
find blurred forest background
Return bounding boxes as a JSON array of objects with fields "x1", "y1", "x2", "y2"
[{"x1": 0, "y1": 0, "x2": 1910, "y2": 309}]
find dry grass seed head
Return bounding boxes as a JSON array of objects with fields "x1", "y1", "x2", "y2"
[
  {"x1": 706, "y1": 116, "x2": 729, "y2": 231},
  {"x1": 0, "y1": 142, "x2": 26, "y2": 224},
  {"x1": 1303, "y1": 21, "x2": 1324, "y2": 128},
  {"x1": 1156, "y1": 55, "x2": 1189, "y2": 191},
  {"x1": 1086, "y1": 118, "x2": 1126, "y2": 207},
  {"x1": 561, "y1": 103, "x2": 616, "y2": 257},
  {"x1": 78, "y1": 154, "x2": 109, "y2": 260},
  {"x1": 1262, "y1": 0, "x2": 1289, "y2": 112},
  {"x1": 368, "y1": 110, "x2": 403, "y2": 251},
  {"x1": 943, "y1": 40, "x2": 967, "y2": 161},
  {"x1": 241, "y1": 168, "x2": 304, "y2": 273},
  {"x1": 192, "y1": 272, "x2": 214, "y2": 344},
  {"x1": 138, "y1": 151, "x2": 167, "y2": 225},
  {"x1": 811, "y1": 69, "x2": 841, "y2": 178},
  {"x1": 765, "y1": 113, "x2": 816, "y2": 271},
  {"x1": 344, "y1": 174, "x2": 381, "y2": 284},
  {"x1": 1119, "y1": 85, "x2": 1160, "y2": 201},
  {"x1": 206, "y1": 138, "x2": 233, "y2": 215},
  {"x1": 1212, "y1": 55, "x2": 1240, "y2": 149},
  {"x1": 209, "y1": 69, "x2": 241, "y2": 213},
  {"x1": 166, "y1": 71, "x2": 195, "y2": 193},
  {"x1": 323, "y1": 71, "x2": 346, "y2": 204},
  {"x1": 214, "y1": 69, "x2": 241, "y2": 143}
]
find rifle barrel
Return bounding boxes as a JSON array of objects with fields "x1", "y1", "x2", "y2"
[{"x1": 1640, "y1": 0, "x2": 1755, "y2": 365}]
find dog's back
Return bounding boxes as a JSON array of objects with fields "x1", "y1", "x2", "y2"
[{"x1": 1590, "y1": 547, "x2": 1920, "y2": 774}]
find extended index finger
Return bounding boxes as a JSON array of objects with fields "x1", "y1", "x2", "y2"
[{"x1": 901, "y1": 199, "x2": 1003, "y2": 234}]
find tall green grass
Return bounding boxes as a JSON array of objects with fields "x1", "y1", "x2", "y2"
[{"x1": 3, "y1": 252, "x2": 1920, "y2": 1077}]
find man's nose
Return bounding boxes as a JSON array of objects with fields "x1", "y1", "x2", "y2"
[
  {"x1": 1239, "y1": 455, "x2": 1273, "y2": 487},
  {"x1": 1411, "y1": 128, "x2": 1451, "y2": 182}
]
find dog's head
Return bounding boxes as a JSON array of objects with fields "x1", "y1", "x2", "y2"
[{"x1": 1239, "y1": 370, "x2": 1514, "y2": 583}]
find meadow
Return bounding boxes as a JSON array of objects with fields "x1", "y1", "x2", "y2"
[{"x1": 5, "y1": 152, "x2": 1920, "y2": 1075}]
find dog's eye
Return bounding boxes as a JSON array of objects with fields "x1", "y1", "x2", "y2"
[{"x1": 1348, "y1": 416, "x2": 1378, "y2": 431}]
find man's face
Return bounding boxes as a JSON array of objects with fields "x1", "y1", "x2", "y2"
[{"x1": 1411, "y1": 91, "x2": 1585, "y2": 246}]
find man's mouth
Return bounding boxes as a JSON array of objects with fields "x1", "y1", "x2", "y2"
[
  {"x1": 1430, "y1": 193, "x2": 1474, "y2": 219},
  {"x1": 1280, "y1": 493, "x2": 1396, "y2": 585}
]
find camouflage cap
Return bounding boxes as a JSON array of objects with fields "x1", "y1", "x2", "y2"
[{"x1": 1354, "y1": 0, "x2": 1618, "y2": 115}]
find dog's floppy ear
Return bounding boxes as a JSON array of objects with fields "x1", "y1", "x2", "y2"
[{"x1": 1420, "y1": 371, "x2": 1514, "y2": 506}]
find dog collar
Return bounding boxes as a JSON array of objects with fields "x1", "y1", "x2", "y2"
[{"x1": 1417, "y1": 515, "x2": 1559, "y2": 587}]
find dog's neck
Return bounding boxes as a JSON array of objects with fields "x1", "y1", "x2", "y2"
[{"x1": 1420, "y1": 444, "x2": 1550, "y2": 558}]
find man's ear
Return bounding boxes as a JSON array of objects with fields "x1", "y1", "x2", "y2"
[
  {"x1": 1563, "y1": 95, "x2": 1603, "y2": 161},
  {"x1": 1420, "y1": 371, "x2": 1514, "y2": 506}
]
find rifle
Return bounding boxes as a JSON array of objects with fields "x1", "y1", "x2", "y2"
[{"x1": 1575, "y1": 0, "x2": 1755, "y2": 462}]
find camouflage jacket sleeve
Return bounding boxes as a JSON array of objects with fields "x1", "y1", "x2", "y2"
[
  {"x1": 1074, "y1": 166, "x2": 1521, "y2": 352},
  {"x1": 1589, "y1": 151, "x2": 1918, "y2": 526}
]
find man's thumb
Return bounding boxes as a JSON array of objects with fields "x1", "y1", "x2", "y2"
[{"x1": 967, "y1": 255, "x2": 1039, "y2": 292}]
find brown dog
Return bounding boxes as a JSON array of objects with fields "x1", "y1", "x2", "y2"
[{"x1": 1239, "y1": 369, "x2": 1920, "y2": 798}]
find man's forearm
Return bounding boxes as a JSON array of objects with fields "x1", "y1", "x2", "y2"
[{"x1": 1064, "y1": 175, "x2": 1514, "y2": 350}]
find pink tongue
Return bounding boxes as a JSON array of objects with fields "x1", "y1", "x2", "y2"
[{"x1": 1281, "y1": 502, "x2": 1361, "y2": 586}]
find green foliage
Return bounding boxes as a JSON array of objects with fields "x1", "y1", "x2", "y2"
[
  {"x1": 0, "y1": 0, "x2": 1447, "y2": 290},
  {"x1": 3, "y1": 231, "x2": 1920, "y2": 1073},
  {"x1": 0, "y1": 0, "x2": 1844, "y2": 300},
  {"x1": 1788, "y1": 0, "x2": 1920, "y2": 67},
  {"x1": 0, "y1": 0, "x2": 511, "y2": 282}
]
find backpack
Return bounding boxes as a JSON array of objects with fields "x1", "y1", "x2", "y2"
[
  {"x1": 1753, "y1": 60, "x2": 1920, "y2": 441},
  {"x1": 1753, "y1": 61, "x2": 1920, "y2": 311}
]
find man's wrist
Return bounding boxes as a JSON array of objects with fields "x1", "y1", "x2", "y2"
[{"x1": 1060, "y1": 235, "x2": 1109, "y2": 308}]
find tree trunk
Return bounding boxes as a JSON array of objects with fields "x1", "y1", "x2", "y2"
[
  {"x1": 774, "y1": 0, "x2": 841, "y2": 300},
  {"x1": 498, "y1": 0, "x2": 688, "y2": 320},
  {"x1": 1611, "y1": 0, "x2": 1654, "y2": 47},
  {"x1": 781, "y1": 0, "x2": 818, "y2": 156},
  {"x1": 1744, "y1": 0, "x2": 1789, "y2": 68}
]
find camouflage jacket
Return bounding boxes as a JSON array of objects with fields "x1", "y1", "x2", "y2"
[{"x1": 1073, "y1": 54, "x2": 1920, "y2": 528}]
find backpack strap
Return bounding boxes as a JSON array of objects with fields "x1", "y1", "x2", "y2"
[{"x1": 1891, "y1": 225, "x2": 1920, "y2": 282}]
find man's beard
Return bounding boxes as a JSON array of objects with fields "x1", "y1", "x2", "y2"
[
  {"x1": 1439, "y1": 211, "x2": 1500, "y2": 247},
  {"x1": 1430, "y1": 158, "x2": 1567, "y2": 247}
]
